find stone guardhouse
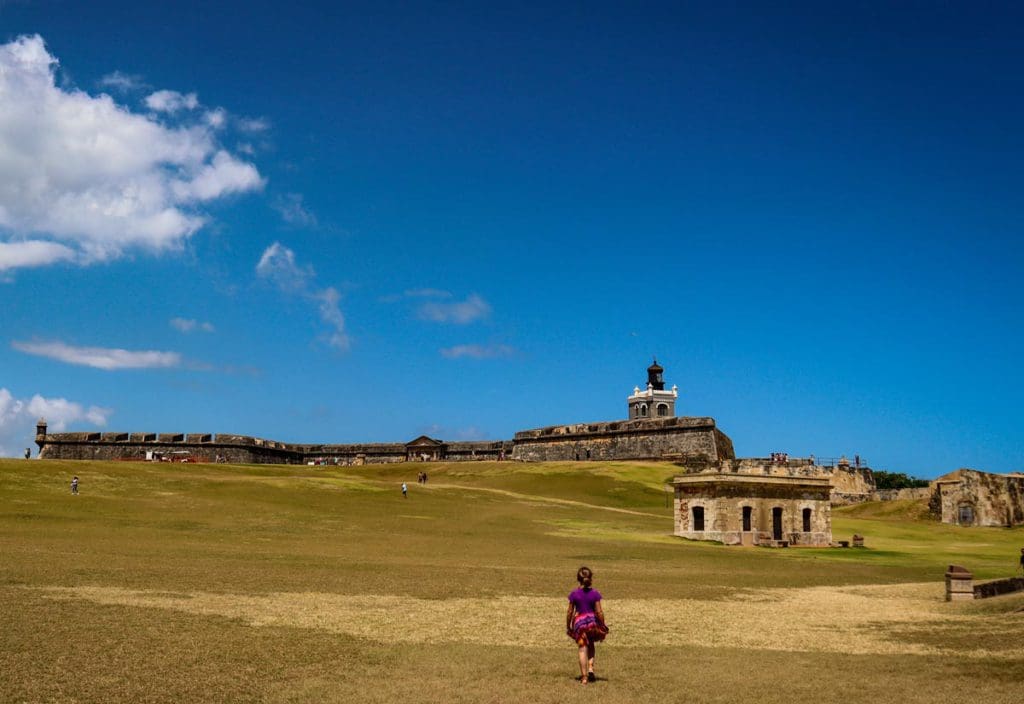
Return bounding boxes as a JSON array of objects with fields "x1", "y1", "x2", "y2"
[{"x1": 673, "y1": 474, "x2": 833, "y2": 546}]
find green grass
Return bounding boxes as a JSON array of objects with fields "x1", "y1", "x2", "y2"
[{"x1": 1, "y1": 459, "x2": 1022, "y2": 703}]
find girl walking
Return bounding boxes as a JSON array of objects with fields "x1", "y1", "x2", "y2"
[{"x1": 566, "y1": 566, "x2": 608, "y2": 684}]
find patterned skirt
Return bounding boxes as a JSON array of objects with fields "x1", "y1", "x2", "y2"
[{"x1": 570, "y1": 612, "x2": 608, "y2": 646}]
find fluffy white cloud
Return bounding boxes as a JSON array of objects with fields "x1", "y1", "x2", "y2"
[
  {"x1": 0, "y1": 387, "x2": 110, "y2": 457},
  {"x1": 440, "y1": 343, "x2": 516, "y2": 359},
  {"x1": 11, "y1": 340, "x2": 181, "y2": 370},
  {"x1": 0, "y1": 35, "x2": 264, "y2": 272},
  {"x1": 419, "y1": 294, "x2": 491, "y2": 324},
  {"x1": 256, "y1": 242, "x2": 349, "y2": 350},
  {"x1": 169, "y1": 317, "x2": 215, "y2": 333},
  {"x1": 144, "y1": 89, "x2": 199, "y2": 113},
  {"x1": 0, "y1": 240, "x2": 76, "y2": 271}
]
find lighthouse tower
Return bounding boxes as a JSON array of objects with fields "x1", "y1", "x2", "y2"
[{"x1": 627, "y1": 359, "x2": 678, "y2": 420}]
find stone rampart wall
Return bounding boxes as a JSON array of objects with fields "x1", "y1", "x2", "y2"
[
  {"x1": 875, "y1": 487, "x2": 932, "y2": 502},
  {"x1": 37, "y1": 434, "x2": 516, "y2": 465},
  {"x1": 511, "y1": 416, "x2": 733, "y2": 462}
]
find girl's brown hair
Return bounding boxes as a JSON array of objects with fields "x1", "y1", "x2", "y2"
[{"x1": 576, "y1": 566, "x2": 593, "y2": 588}]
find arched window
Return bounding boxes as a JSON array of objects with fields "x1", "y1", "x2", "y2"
[
  {"x1": 692, "y1": 506, "x2": 705, "y2": 531},
  {"x1": 656, "y1": 403, "x2": 668, "y2": 417},
  {"x1": 640, "y1": 404, "x2": 648, "y2": 417},
  {"x1": 802, "y1": 508, "x2": 812, "y2": 532}
]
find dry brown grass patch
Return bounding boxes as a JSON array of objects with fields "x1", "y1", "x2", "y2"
[{"x1": 34, "y1": 582, "x2": 1023, "y2": 659}]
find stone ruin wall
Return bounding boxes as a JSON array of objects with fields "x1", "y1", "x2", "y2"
[
  {"x1": 672, "y1": 458, "x2": 876, "y2": 505},
  {"x1": 930, "y1": 469, "x2": 1024, "y2": 527},
  {"x1": 511, "y1": 417, "x2": 734, "y2": 462}
]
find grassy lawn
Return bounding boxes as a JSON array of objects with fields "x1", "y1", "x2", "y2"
[{"x1": 1, "y1": 459, "x2": 1022, "y2": 703}]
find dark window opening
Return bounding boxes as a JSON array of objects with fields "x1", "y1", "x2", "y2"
[
  {"x1": 958, "y1": 505, "x2": 974, "y2": 525},
  {"x1": 772, "y1": 507, "x2": 783, "y2": 541},
  {"x1": 742, "y1": 506, "x2": 752, "y2": 532},
  {"x1": 802, "y1": 508, "x2": 812, "y2": 532},
  {"x1": 692, "y1": 506, "x2": 705, "y2": 531},
  {"x1": 657, "y1": 403, "x2": 668, "y2": 417}
]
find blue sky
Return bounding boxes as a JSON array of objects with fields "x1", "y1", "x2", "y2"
[{"x1": 0, "y1": 1, "x2": 1021, "y2": 477}]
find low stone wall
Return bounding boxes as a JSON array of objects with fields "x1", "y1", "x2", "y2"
[
  {"x1": 974, "y1": 577, "x2": 1024, "y2": 599},
  {"x1": 875, "y1": 487, "x2": 931, "y2": 502}
]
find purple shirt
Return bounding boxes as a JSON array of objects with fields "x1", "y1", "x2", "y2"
[{"x1": 568, "y1": 587, "x2": 602, "y2": 615}]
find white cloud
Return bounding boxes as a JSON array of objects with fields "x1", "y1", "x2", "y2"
[
  {"x1": 419, "y1": 294, "x2": 491, "y2": 324},
  {"x1": 169, "y1": 317, "x2": 215, "y2": 334},
  {"x1": 144, "y1": 89, "x2": 199, "y2": 113},
  {"x1": 98, "y1": 70, "x2": 146, "y2": 93},
  {"x1": 440, "y1": 343, "x2": 516, "y2": 359},
  {"x1": 0, "y1": 35, "x2": 264, "y2": 272},
  {"x1": 0, "y1": 240, "x2": 76, "y2": 271},
  {"x1": 272, "y1": 193, "x2": 317, "y2": 228},
  {"x1": 0, "y1": 387, "x2": 110, "y2": 457},
  {"x1": 204, "y1": 108, "x2": 227, "y2": 129},
  {"x1": 12, "y1": 340, "x2": 181, "y2": 370},
  {"x1": 256, "y1": 241, "x2": 313, "y2": 291},
  {"x1": 256, "y1": 242, "x2": 349, "y2": 351},
  {"x1": 315, "y1": 287, "x2": 350, "y2": 351}
]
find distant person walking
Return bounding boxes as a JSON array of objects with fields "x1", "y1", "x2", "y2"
[
  {"x1": 566, "y1": 566, "x2": 608, "y2": 685},
  {"x1": 70, "y1": 476, "x2": 79, "y2": 495},
  {"x1": 1019, "y1": 547, "x2": 1023, "y2": 574},
  {"x1": 401, "y1": 482, "x2": 408, "y2": 498}
]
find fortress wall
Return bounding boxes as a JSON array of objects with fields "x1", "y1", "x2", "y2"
[
  {"x1": 445, "y1": 441, "x2": 513, "y2": 461},
  {"x1": 37, "y1": 434, "x2": 300, "y2": 464},
  {"x1": 303, "y1": 444, "x2": 405, "y2": 464},
  {"x1": 932, "y1": 469, "x2": 1024, "y2": 527},
  {"x1": 36, "y1": 434, "x2": 513, "y2": 465},
  {"x1": 511, "y1": 417, "x2": 731, "y2": 462}
]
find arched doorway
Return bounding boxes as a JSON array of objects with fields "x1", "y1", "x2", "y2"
[{"x1": 692, "y1": 506, "x2": 705, "y2": 532}]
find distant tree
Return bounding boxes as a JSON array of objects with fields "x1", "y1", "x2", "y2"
[{"x1": 873, "y1": 470, "x2": 930, "y2": 490}]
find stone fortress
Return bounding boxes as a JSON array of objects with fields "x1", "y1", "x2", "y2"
[
  {"x1": 33, "y1": 360, "x2": 1023, "y2": 533},
  {"x1": 35, "y1": 360, "x2": 741, "y2": 467}
]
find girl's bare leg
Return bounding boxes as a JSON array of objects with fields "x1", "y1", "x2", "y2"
[
  {"x1": 587, "y1": 643, "x2": 596, "y2": 677},
  {"x1": 578, "y1": 644, "x2": 589, "y2": 683}
]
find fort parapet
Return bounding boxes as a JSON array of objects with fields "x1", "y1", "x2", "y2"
[{"x1": 512, "y1": 416, "x2": 735, "y2": 462}]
